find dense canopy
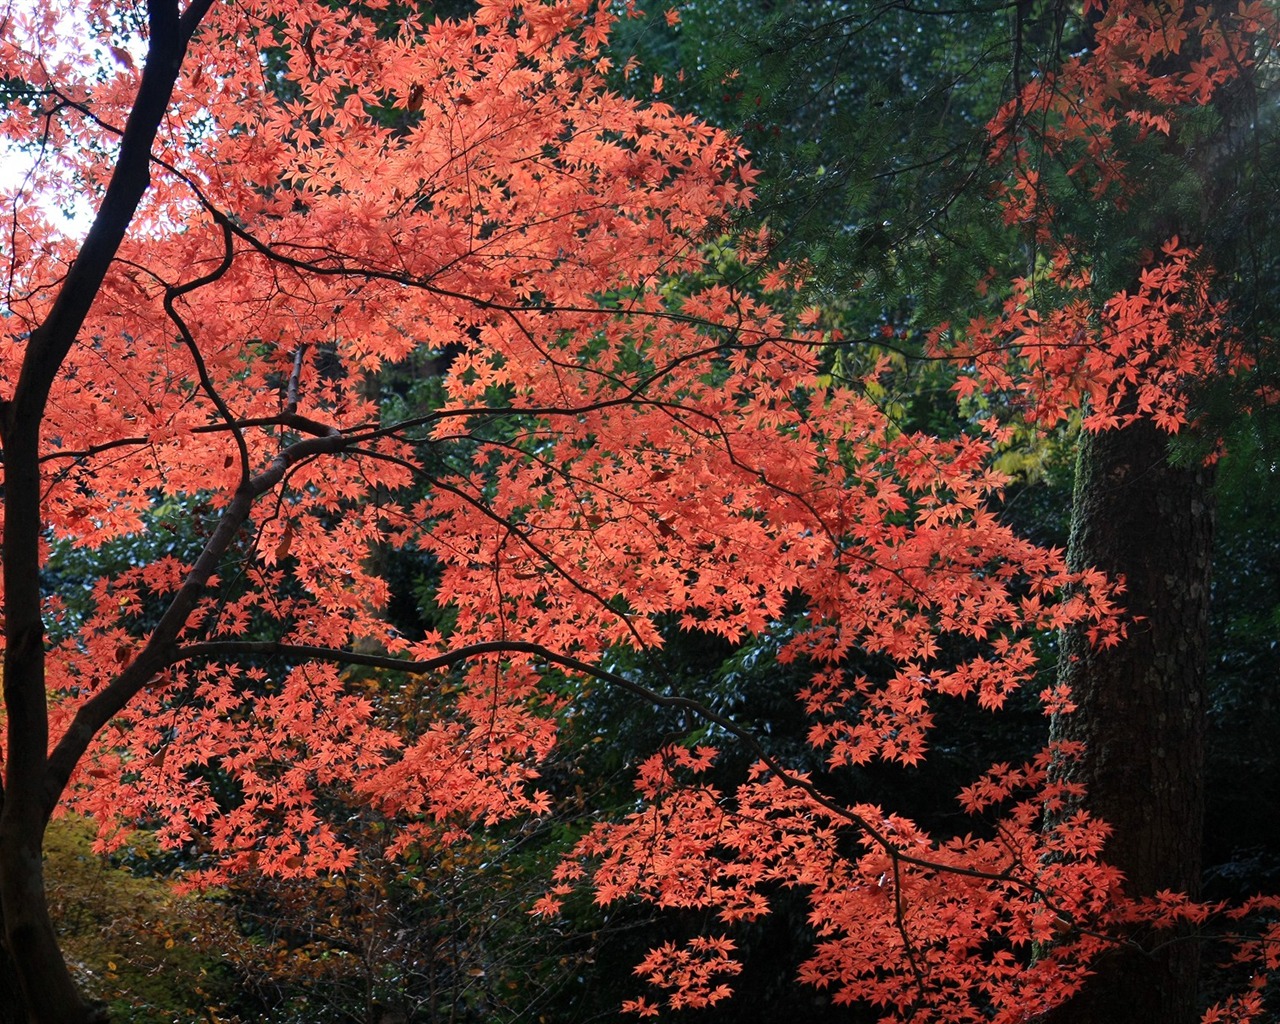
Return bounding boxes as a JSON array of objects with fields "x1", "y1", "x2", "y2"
[{"x1": 0, "y1": 0, "x2": 1277, "y2": 1022}]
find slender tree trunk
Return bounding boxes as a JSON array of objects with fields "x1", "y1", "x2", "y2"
[
  {"x1": 0, "y1": 5, "x2": 211, "y2": 1020},
  {"x1": 2, "y1": 417, "x2": 102, "y2": 1023},
  {"x1": 1047, "y1": 418, "x2": 1213, "y2": 1024}
]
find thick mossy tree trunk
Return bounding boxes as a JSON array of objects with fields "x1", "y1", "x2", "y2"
[{"x1": 1047, "y1": 418, "x2": 1214, "y2": 1024}]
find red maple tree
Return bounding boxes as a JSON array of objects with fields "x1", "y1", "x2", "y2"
[{"x1": 0, "y1": 0, "x2": 1274, "y2": 1022}]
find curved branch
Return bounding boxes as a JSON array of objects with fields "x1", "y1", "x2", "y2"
[
  {"x1": 163, "y1": 217, "x2": 250, "y2": 477},
  {"x1": 42, "y1": 428, "x2": 350, "y2": 814},
  {"x1": 171, "y1": 637, "x2": 1052, "y2": 892},
  {"x1": 39, "y1": 434, "x2": 151, "y2": 464},
  {"x1": 6, "y1": 0, "x2": 216, "y2": 807},
  {"x1": 5, "y1": 0, "x2": 216, "y2": 428}
]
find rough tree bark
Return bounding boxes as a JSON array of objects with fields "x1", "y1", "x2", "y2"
[{"x1": 1047, "y1": 418, "x2": 1214, "y2": 1024}]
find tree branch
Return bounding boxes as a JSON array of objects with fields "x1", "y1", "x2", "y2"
[
  {"x1": 5, "y1": 0, "x2": 215, "y2": 428},
  {"x1": 42, "y1": 430, "x2": 352, "y2": 814},
  {"x1": 169, "y1": 638, "x2": 1052, "y2": 891},
  {"x1": 7, "y1": 0, "x2": 215, "y2": 812}
]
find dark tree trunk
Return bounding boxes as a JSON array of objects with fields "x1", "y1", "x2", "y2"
[
  {"x1": 1047, "y1": 419, "x2": 1213, "y2": 1024},
  {"x1": 0, "y1": 817, "x2": 98, "y2": 1024},
  {"x1": 0, "y1": 918, "x2": 31, "y2": 1024},
  {"x1": 0, "y1": 4, "x2": 212, "y2": 1021}
]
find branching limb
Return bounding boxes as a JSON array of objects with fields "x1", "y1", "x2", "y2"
[
  {"x1": 163, "y1": 217, "x2": 250, "y2": 476},
  {"x1": 42, "y1": 429, "x2": 350, "y2": 814},
  {"x1": 169, "y1": 637, "x2": 1054, "y2": 892}
]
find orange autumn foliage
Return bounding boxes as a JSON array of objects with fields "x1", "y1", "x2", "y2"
[{"x1": 0, "y1": 0, "x2": 1274, "y2": 1021}]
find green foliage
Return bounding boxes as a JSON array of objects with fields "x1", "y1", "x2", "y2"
[
  {"x1": 1204, "y1": 416, "x2": 1280, "y2": 898},
  {"x1": 45, "y1": 817, "x2": 236, "y2": 1023},
  {"x1": 615, "y1": 0, "x2": 1023, "y2": 326}
]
